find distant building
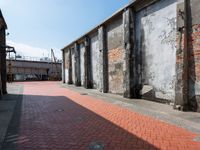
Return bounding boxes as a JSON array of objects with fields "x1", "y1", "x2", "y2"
[
  {"x1": 6, "y1": 59, "x2": 62, "y2": 81},
  {"x1": 40, "y1": 57, "x2": 51, "y2": 62}
]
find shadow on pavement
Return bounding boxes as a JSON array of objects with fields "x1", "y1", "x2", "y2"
[
  {"x1": 1, "y1": 93, "x2": 23, "y2": 150},
  {"x1": 2, "y1": 94, "x2": 158, "y2": 150}
]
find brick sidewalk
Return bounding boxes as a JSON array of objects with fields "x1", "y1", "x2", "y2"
[{"x1": 2, "y1": 82, "x2": 200, "y2": 150}]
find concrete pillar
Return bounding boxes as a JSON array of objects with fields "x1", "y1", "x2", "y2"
[
  {"x1": 84, "y1": 37, "x2": 92, "y2": 89},
  {"x1": 68, "y1": 48, "x2": 73, "y2": 84},
  {"x1": 62, "y1": 50, "x2": 65, "y2": 83},
  {"x1": 175, "y1": 0, "x2": 200, "y2": 112},
  {"x1": 98, "y1": 26, "x2": 108, "y2": 93},
  {"x1": 74, "y1": 43, "x2": 81, "y2": 86},
  {"x1": 175, "y1": 1, "x2": 189, "y2": 111},
  {"x1": 123, "y1": 8, "x2": 141, "y2": 99}
]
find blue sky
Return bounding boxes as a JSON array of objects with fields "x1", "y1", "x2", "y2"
[{"x1": 0, "y1": 0, "x2": 129, "y2": 59}]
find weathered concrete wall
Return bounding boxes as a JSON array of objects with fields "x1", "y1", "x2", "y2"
[
  {"x1": 71, "y1": 48, "x2": 75, "y2": 84},
  {"x1": 136, "y1": 0, "x2": 177, "y2": 101},
  {"x1": 90, "y1": 32, "x2": 100, "y2": 89},
  {"x1": 80, "y1": 43, "x2": 85, "y2": 86},
  {"x1": 64, "y1": 50, "x2": 70, "y2": 83},
  {"x1": 74, "y1": 43, "x2": 81, "y2": 86},
  {"x1": 107, "y1": 16, "x2": 124, "y2": 94},
  {"x1": 61, "y1": 0, "x2": 200, "y2": 112}
]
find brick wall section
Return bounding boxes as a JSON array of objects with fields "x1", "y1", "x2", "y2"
[
  {"x1": 107, "y1": 16, "x2": 124, "y2": 94},
  {"x1": 189, "y1": 24, "x2": 200, "y2": 112},
  {"x1": 190, "y1": 24, "x2": 200, "y2": 80},
  {"x1": 108, "y1": 48, "x2": 124, "y2": 62},
  {"x1": 108, "y1": 48, "x2": 124, "y2": 94}
]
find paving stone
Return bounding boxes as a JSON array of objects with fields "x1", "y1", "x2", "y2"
[{"x1": 2, "y1": 82, "x2": 200, "y2": 150}]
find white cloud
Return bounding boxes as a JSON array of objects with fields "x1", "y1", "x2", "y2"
[{"x1": 7, "y1": 40, "x2": 61, "y2": 60}]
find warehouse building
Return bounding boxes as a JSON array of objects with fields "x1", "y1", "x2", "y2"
[
  {"x1": 6, "y1": 59, "x2": 62, "y2": 81},
  {"x1": 62, "y1": 0, "x2": 200, "y2": 112}
]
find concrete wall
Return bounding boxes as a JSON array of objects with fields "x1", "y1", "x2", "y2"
[
  {"x1": 107, "y1": 16, "x2": 124, "y2": 94},
  {"x1": 62, "y1": 0, "x2": 200, "y2": 112},
  {"x1": 136, "y1": 0, "x2": 177, "y2": 101},
  {"x1": 80, "y1": 43, "x2": 85, "y2": 86},
  {"x1": 71, "y1": 48, "x2": 75, "y2": 84},
  {"x1": 90, "y1": 32, "x2": 100, "y2": 89},
  {"x1": 64, "y1": 50, "x2": 70, "y2": 83}
]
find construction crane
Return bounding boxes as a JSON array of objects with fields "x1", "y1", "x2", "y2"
[{"x1": 49, "y1": 49, "x2": 60, "y2": 80}]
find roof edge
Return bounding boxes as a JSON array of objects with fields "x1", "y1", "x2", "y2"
[{"x1": 61, "y1": 0, "x2": 137, "y2": 51}]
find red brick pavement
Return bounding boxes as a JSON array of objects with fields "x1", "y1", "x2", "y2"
[{"x1": 8, "y1": 82, "x2": 200, "y2": 149}]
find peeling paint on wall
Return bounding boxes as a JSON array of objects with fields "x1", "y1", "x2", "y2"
[
  {"x1": 136, "y1": 0, "x2": 177, "y2": 101},
  {"x1": 64, "y1": 50, "x2": 69, "y2": 83},
  {"x1": 90, "y1": 32, "x2": 100, "y2": 89},
  {"x1": 71, "y1": 49, "x2": 75, "y2": 84},
  {"x1": 80, "y1": 43, "x2": 85, "y2": 86}
]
